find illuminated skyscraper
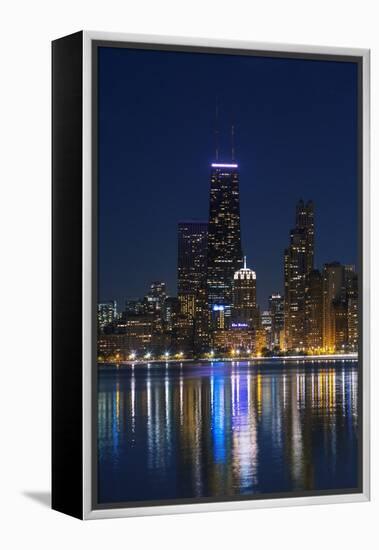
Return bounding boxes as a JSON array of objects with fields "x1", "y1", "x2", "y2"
[
  {"x1": 125, "y1": 298, "x2": 145, "y2": 316},
  {"x1": 322, "y1": 263, "x2": 358, "y2": 353},
  {"x1": 177, "y1": 221, "x2": 209, "y2": 352},
  {"x1": 232, "y1": 256, "x2": 258, "y2": 329},
  {"x1": 145, "y1": 281, "x2": 167, "y2": 316},
  {"x1": 261, "y1": 310, "x2": 272, "y2": 348},
  {"x1": 97, "y1": 300, "x2": 117, "y2": 333},
  {"x1": 284, "y1": 199, "x2": 314, "y2": 351},
  {"x1": 322, "y1": 262, "x2": 345, "y2": 352},
  {"x1": 207, "y1": 162, "x2": 243, "y2": 327},
  {"x1": 269, "y1": 293, "x2": 284, "y2": 349},
  {"x1": 304, "y1": 270, "x2": 323, "y2": 351},
  {"x1": 177, "y1": 221, "x2": 208, "y2": 318},
  {"x1": 334, "y1": 300, "x2": 348, "y2": 351},
  {"x1": 162, "y1": 296, "x2": 180, "y2": 333},
  {"x1": 346, "y1": 267, "x2": 358, "y2": 352}
]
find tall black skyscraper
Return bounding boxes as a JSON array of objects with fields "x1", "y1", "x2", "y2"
[
  {"x1": 284, "y1": 199, "x2": 315, "y2": 351},
  {"x1": 207, "y1": 162, "x2": 243, "y2": 327}
]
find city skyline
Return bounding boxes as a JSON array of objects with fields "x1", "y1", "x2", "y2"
[
  {"x1": 98, "y1": 182, "x2": 358, "y2": 358},
  {"x1": 98, "y1": 47, "x2": 358, "y2": 310},
  {"x1": 99, "y1": 154, "x2": 358, "y2": 311}
]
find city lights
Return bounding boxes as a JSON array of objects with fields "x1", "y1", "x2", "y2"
[
  {"x1": 211, "y1": 163, "x2": 238, "y2": 168},
  {"x1": 98, "y1": 186, "x2": 358, "y2": 363}
]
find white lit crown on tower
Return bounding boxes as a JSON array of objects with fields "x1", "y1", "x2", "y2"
[{"x1": 233, "y1": 256, "x2": 256, "y2": 280}]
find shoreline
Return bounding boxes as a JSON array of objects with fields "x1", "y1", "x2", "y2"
[{"x1": 98, "y1": 353, "x2": 358, "y2": 368}]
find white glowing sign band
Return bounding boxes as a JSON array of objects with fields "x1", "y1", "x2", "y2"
[
  {"x1": 213, "y1": 305, "x2": 225, "y2": 311},
  {"x1": 211, "y1": 163, "x2": 238, "y2": 168},
  {"x1": 231, "y1": 323, "x2": 249, "y2": 328}
]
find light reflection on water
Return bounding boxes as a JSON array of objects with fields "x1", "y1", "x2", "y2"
[{"x1": 98, "y1": 360, "x2": 359, "y2": 504}]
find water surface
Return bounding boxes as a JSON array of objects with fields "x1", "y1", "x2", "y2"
[{"x1": 98, "y1": 359, "x2": 359, "y2": 504}]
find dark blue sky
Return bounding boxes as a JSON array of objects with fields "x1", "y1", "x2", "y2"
[{"x1": 98, "y1": 46, "x2": 358, "y2": 310}]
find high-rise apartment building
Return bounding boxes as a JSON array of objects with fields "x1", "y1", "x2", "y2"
[
  {"x1": 162, "y1": 296, "x2": 180, "y2": 333},
  {"x1": 322, "y1": 264, "x2": 358, "y2": 353},
  {"x1": 334, "y1": 300, "x2": 349, "y2": 351},
  {"x1": 177, "y1": 221, "x2": 209, "y2": 351},
  {"x1": 261, "y1": 310, "x2": 272, "y2": 349},
  {"x1": 177, "y1": 221, "x2": 208, "y2": 317},
  {"x1": 125, "y1": 298, "x2": 145, "y2": 316},
  {"x1": 284, "y1": 200, "x2": 314, "y2": 351},
  {"x1": 145, "y1": 281, "x2": 167, "y2": 316},
  {"x1": 268, "y1": 293, "x2": 284, "y2": 349},
  {"x1": 97, "y1": 300, "x2": 117, "y2": 333},
  {"x1": 322, "y1": 262, "x2": 345, "y2": 352},
  {"x1": 304, "y1": 270, "x2": 323, "y2": 351},
  {"x1": 346, "y1": 267, "x2": 358, "y2": 352}
]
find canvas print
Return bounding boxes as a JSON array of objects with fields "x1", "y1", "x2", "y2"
[{"x1": 96, "y1": 45, "x2": 360, "y2": 507}]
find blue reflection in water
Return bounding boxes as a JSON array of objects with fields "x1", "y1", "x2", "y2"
[
  {"x1": 98, "y1": 360, "x2": 359, "y2": 504},
  {"x1": 211, "y1": 373, "x2": 226, "y2": 464}
]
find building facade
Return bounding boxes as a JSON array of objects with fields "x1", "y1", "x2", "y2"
[
  {"x1": 177, "y1": 221, "x2": 208, "y2": 317},
  {"x1": 207, "y1": 162, "x2": 243, "y2": 328},
  {"x1": 97, "y1": 300, "x2": 117, "y2": 333},
  {"x1": 212, "y1": 328, "x2": 255, "y2": 354},
  {"x1": 284, "y1": 200, "x2": 314, "y2": 351},
  {"x1": 322, "y1": 262, "x2": 345, "y2": 352},
  {"x1": 177, "y1": 220, "x2": 209, "y2": 352},
  {"x1": 322, "y1": 263, "x2": 358, "y2": 353},
  {"x1": 98, "y1": 315, "x2": 157, "y2": 359},
  {"x1": 261, "y1": 310, "x2": 272, "y2": 349},
  {"x1": 268, "y1": 293, "x2": 284, "y2": 349},
  {"x1": 304, "y1": 270, "x2": 323, "y2": 351},
  {"x1": 145, "y1": 281, "x2": 167, "y2": 316},
  {"x1": 346, "y1": 267, "x2": 358, "y2": 352},
  {"x1": 125, "y1": 298, "x2": 145, "y2": 316},
  {"x1": 232, "y1": 257, "x2": 258, "y2": 329},
  {"x1": 162, "y1": 296, "x2": 180, "y2": 333}
]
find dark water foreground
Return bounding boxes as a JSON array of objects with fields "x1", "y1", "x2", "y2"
[{"x1": 97, "y1": 359, "x2": 359, "y2": 505}]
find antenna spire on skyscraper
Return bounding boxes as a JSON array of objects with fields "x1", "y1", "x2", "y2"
[
  {"x1": 231, "y1": 124, "x2": 235, "y2": 161},
  {"x1": 214, "y1": 99, "x2": 219, "y2": 161}
]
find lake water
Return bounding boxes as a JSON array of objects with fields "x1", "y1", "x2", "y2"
[{"x1": 97, "y1": 359, "x2": 359, "y2": 505}]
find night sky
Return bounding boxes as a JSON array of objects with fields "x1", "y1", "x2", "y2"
[{"x1": 98, "y1": 46, "x2": 358, "y2": 310}]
